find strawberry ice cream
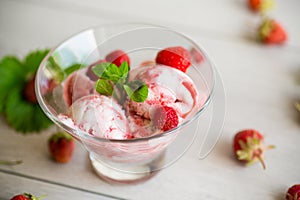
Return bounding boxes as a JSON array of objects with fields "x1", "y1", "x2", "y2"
[
  {"x1": 59, "y1": 64, "x2": 200, "y2": 139},
  {"x1": 63, "y1": 68, "x2": 95, "y2": 107},
  {"x1": 66, "y1": 94, "x2": 132, "y2": 139},
  {"x1": 127, "y1": 64, "x2": 200, "y2": 120}
]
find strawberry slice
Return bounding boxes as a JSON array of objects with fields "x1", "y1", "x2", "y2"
[
  {"x1": 152, "y1": 106, "x2": 179, "y2": 132},
  {"x1": 155, "y1": 46, "x2": 191, "y2": 73},
  {"x1": 258, "y1": 19, "x2": 287, "y2": 45},
  {"x1": 105, "y1": 50, "x2": 130, "y2": 67},
  {"x1": 233, "y1": 129, "x2": 274, "y2": 169}
]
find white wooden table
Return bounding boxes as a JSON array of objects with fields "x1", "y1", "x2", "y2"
[{"x1": 1, "y1": 0, "x2": 300, "y2": 199}]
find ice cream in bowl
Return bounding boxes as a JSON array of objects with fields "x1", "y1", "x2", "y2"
[{"x1": 36, "y1": 23, "x2": 215, "y2": 183}]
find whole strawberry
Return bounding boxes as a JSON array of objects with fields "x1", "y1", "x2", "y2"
[
  {"x1": 11, "y1": 193, "x2": 42, "y2": 200},
  {"x1": 48, "y1": 132, "x2": 75, "y2": 163},
  {"x1": 156, "y1": 46, "x2": 191, "y2": 73},
  {"x1": 258, "y1": 18, "x2": 287, "y2": 45},
  {"x1": 233, "y1": 129, "x2": 274, "y2": 169},
  {"x1": 286, "y1": 184, "x2": 300, "y2": 200},
  {"x1": 105, "y1": 50, "x2": 130, "y2": 67},
  {"x1": 152, "y1": 106, "x2": 179, "y2": 131},
  {"x1": 248, "y1": 0, "x2": 274, "y2": 12}
]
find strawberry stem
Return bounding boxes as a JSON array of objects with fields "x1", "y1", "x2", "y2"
[
  {"x1": 0, "y1": 160, "x2": 23, "y2": 165},
  {"x1": 257, "y1": 155, "x2": 266, "y2": 170}
]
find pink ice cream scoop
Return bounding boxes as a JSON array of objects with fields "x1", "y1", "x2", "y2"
[
  {"x1": 64, "y1": 94, "x2": 132, "y2": 139},
  {"x1": 63, "y1": 68, "x2": 96, "y2": 107},
  {"x1": 127, "y1": 64, "x2": 200, "y2": 120}
]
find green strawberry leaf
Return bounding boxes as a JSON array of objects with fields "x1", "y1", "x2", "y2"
[
  {"x1": 0, "y1": 56, "x2": 24, "y2": 113},
  {"x1": 24, "y1": 49, "x2": 50, "y2": 73},
  {"x1": 5, "y1": 88, "x2": 52, "y2": 133},
  {"x1": 0, "y1": 49, "x2": 54, "y2": 133}
]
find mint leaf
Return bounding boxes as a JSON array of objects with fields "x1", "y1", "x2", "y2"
[
  {"x1": 92, "y1": 62, "x2": 123, "y2": 83},
  {"x1": 93, "y1": 61, "x2": 148, "y2": 103},
  {"x1": 124, "y1": 80, "x2": 148, "y2": 102},
  {"x1": 46, "y1": 56, "x2": 65, "y2": 82},
  {"x1": 92, "y1": 62, "x2": 109, "y2": 77},
  {"x1": 64, "y1": 63, "x2": 83, "y2": 76},
  {"x1": 118, "y1": 61, "x2": 130, "y2": 77},
  {"x1": 95, "y1": 79, "x2": 113, "y2": 96}
]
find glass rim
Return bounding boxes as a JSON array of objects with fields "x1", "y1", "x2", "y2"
[{"x1": 36, "y1": 22, "x2": 217, "y2": 143}]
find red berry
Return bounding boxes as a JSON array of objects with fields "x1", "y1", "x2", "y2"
[
  {"x1": 156, "y1": 46, "x2": 191, "y2": 73},
  {"x1": 23, "y1": 76, "x2": 37, "y2": 104},
  {"x1": 48, "y1": 132, "x2": 75, "y2": 163},
  {"x1": 248, "y1": 0, "x2": 262, "y2": 11},
  {"x1": 248, "y1": 0, "x2": 274, "y2": 12},
  {"x1": 152, "y1": 106, "x2": 179, "y2": 131},
  {"x1": 233, "y1": 129, "x2": 274, "y2": 169},
  {"x1": 258, "y1": 19, "x2": 287, "y2": 45},
  {"x1": 105, "y1": 50, "x2": 130, "y2": 67},
  {"x1": 286, "y1": 184, "x2": 300, "y2": 200},
  {"x1": 11, "y1": 193, "x2": 36, "y2": 200}
]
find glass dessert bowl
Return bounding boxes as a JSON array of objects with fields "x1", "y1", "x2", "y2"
[{"x1": 36, "y1": 23, "x2": 215, "y2": 183}]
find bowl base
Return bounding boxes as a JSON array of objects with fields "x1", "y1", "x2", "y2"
[{"x1": 89, "y1": 151, "x2": 165, "y2": 184}]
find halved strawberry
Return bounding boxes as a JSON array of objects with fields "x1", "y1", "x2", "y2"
[
  {"x1": 155, "y1": 46, "x2": 191, "y2": 73},
  {"x1": 152, "y1": 106, "x2": 179, "y2": 132},
  {"x1": 258, "y1": 19, "x2": 287, "y2": 44}
]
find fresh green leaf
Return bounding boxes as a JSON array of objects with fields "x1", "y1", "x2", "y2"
[
  {"x1": 118, "y1": 61, "x2": 130, "y2": 77},
  {"x1": 0, "y1": 56, "x2": 24, "y2": 113},
  {"x1": 0, "y1": 49, "x2": 54, "y2": 133},
  {"x1": 92, "y1": 62, "x2": 110, "y2": 77},
  {"x1": 64, "y1": 63, "x2": 83, "y2": 76},
  {"x1": 95, "y1": 79, "x2": 113, "y2": 96},
  {"x1": 124, "y1": 80, "x2": 148, "y2": 102},
  {"x1": 46, "y1": 56, "x2": 65, "y2": 82},
  {"x1": 23, "y1": 49, "x2": 50, "y2": 73},
  {"x1": 93, "y1": 61, "x2": 149, "y2": 103},
  {"x1": 92, "y1": 62, "x2": 123, "y2": 83},
  {"x1": 5, "y1": 88, "x2": 52, "y2": 133}
]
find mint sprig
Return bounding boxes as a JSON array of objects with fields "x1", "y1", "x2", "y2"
[{"x1": 92, "y1": 62, "x2": 148, "y2": 103}]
